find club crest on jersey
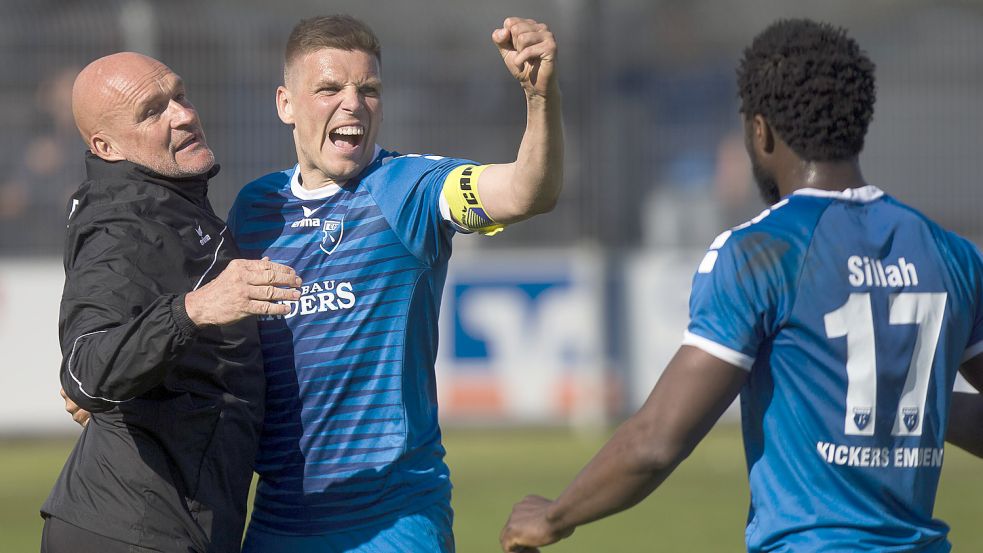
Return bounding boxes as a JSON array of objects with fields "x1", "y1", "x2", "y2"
[
  {"x1": 320, "y1": 218, "x2": 344, "y2": 255},
  {"x1": 902, "y1": 407, "x2": 919, "y2": 431},
  {"x1": 853, "y1": 407, "x2": 872, "y2": 431}
]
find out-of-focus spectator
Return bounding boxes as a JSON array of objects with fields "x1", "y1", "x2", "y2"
[{"x1": 0, "y1": 66, "x2": 84, "y2": 255}]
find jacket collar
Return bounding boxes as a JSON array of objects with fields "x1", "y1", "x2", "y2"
[{"x1": 83, "y1": 151, "x2": 220, "y2": 208}]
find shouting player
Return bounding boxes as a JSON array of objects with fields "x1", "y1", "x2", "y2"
[
  {"x1": 228, "y1": 14, "x2": 562, "y2": 552},
  {"x1": 500, "y1": 18, "x2": 983, "y2": 553}
]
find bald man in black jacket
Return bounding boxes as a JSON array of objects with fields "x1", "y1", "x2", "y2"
[{"x1": 42, "y1": 52, "x2": 301, "y2": 553}]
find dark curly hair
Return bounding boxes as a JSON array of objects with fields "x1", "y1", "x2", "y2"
[{"x1": 737, "y1": 19, "x2": 876, "y2": 161}]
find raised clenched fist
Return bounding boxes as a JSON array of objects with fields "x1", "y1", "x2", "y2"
[{"x1": 493, "y1": 17, "x2": 559, "y2": 99}]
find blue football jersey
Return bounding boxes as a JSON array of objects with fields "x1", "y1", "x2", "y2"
[
  {"x1": 684, "y1": 186, "x2": 983, "y2": 552},
  {"x1": 228, "y1": 147, "x2": 476, "y2": 534}
]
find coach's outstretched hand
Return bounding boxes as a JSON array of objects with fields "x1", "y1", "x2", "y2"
[
  {"x1": 500, "y1": 494, "x2": 574, "y2": 552},
  {"x1": 493, "y1": 17, "x2": 558, "y2": 99},
  {"x1": 185, "y1": 257, "x2": 301, "y2": 326}
]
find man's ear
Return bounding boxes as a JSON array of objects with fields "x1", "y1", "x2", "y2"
[
  {"x1": 276, "y1": 85, "x2": 294, "y2": 125},
  {"x1": 90, "y1": 134, "x2": 125, "y2": 162},
  {"x1": 752, "y1": 114, "x2": 775, "y2": 156}
]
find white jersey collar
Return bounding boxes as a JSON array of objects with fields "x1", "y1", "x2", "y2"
[
  {"x1": 289, "y1": 145, "x2": 383, "y2": 200},
  {"x1": 792, "y1": 185, "x2": 884, "y2": 203}
]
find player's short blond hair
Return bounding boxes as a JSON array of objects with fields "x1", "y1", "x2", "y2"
[{"x1": 284, "y1": 15, "x2": 381, "y2": 81}]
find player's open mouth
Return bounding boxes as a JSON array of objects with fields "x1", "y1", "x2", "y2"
[{"x1": 329, "y1": 125, "x2": 365, "y2": 152}]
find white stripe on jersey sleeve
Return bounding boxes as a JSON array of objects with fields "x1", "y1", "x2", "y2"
[
  {"x1": 681, "y1": 331, "x2": 754, "y2": 371},
  {"x1": 962, "y1": 340, "x2": 983, "y2": 363},
  {"x1": 438, "y1": 192, "x2": 471, "y2": 233}
]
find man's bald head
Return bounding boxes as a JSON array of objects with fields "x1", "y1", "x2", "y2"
[
  {"x1": 72, "y1": 52, "x2": 164, "y2": 142},
  {"x1": 71, "y1": 52, "x2": 215, "y2": 178}
]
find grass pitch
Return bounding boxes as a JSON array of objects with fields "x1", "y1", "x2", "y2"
[{"x1": 3, "y1": 425, "x2": 981, "y2": 552}]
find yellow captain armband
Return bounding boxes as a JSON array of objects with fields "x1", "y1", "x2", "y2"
[{"x1": 442, "y1": 164, "x2": 505, "y2": 236}]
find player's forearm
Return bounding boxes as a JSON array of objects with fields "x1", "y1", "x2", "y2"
[
  {"x1": 946, "y1": 391, "x2": 983, "y2": 459},
  {"x1": 544, "y1": 347, "x2": 747, "y2": 535},
  {"x1": 482, "y1": 90, "x2": 563, "y2": 224},
  {"x1": 513, "y1": 90, "x2": 564, "y2": 214},
  {"x1": 544, "y1": 415, "x2": 682, "y2": 533}
]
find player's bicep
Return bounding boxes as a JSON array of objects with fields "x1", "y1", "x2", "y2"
[
  {"x1": 440, "y1": 163, "x2": 505, "y2": 235},
  {"x1": 635, "y1": 346, "x2": 747, "y2": 460}
]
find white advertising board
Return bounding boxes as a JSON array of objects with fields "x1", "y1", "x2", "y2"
[
  {"x1": 624, "y1": 250, "x2": 705, "y2": 408},
  {"x1": 0, "y1": 259, "x2": 79, "y2": 434}
]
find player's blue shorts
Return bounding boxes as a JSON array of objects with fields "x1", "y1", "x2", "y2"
[{"x1": 241, "y1": 500, "x2": 454, "y2": 553}]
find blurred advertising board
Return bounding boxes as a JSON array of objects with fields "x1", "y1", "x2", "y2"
[
  {"x1": 436, "y1": 249, "x2": 611, "y2": 427},
  {"x1": 624, "y1": 250, "x2": 741, "y2": 420},
  {"x1": 623, "y1": 250, "x2": 703, "y2": 409}
]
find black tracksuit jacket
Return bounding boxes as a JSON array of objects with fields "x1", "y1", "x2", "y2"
[{"x1": 41, "y1": 154, "x2": 265, "y2": 553}]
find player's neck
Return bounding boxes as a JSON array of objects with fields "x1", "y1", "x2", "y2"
[
  {"x1": 297, "y1": 166, "x2": 346, "y2": 191},
  {"x1": 782, "y1": 157, "x2": 867, "y2": 196}
]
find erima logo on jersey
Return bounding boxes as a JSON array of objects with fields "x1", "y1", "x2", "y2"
[
  {"x1": 847, "y1": 256, "x2": 918, "y2": 288},
  {"x1": 291, "y1": 205, "x2": 324, "y2": 228},
  {"x1": 259, "y1": 280, "x2": 356, "y2": 320},
  {"x1": 195, "y1": 221, "x2": 211, "y2": 246}
]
